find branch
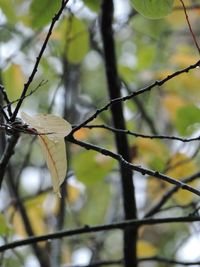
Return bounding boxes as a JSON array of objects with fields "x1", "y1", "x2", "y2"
[
  {"x1": 83, "y1": 124, "x2": 200, "y2": 142},
  {"x1": 145, "y1": 171, "x2": 200, "y2": 218},
  {"x1": 47, "y1": 256, "x2": 200, "y2": 267},
  {"x1": 1, "y1": 215, "x2": 200, "y2": 252},
  {"x1": 11, "y1": 0, "x2": 69, "y2": 121},
  {"x1": 122, "y1": 80, "x2": 158, "y2": 134},
  {"x1": 0, "y1": 134, "x2": 19, "y2": 188},
  {"x1": 0, "y1": 84, "x2": 12, "y2": 118},
  {"x1": 3, "y1": 80, "x2": 48, "y2": 112},
  {"x1": 61, "y1": 259, "x2": 122, "y2": 267},
  {"x1": 140, "y1": 256, "x2": 200, "y2": 266},
  {"x1": 175, "y1": 4, "x2": 200, "y2": 11},
  {"x1": 6, "y1": 166, "x2": 49, "y2": 267},
  {"x1": 100, "y1": 1, "x2": 137, "y2": 265},
  {"x1": 67, "y1": 136, "x2": 200, "y2": 198},
  {"x1": 180, "y1": 0, "x2": 200, "y2": 54},
  {"x1": 89, "y1": 27, "x2": 158, "y2": 135},
  {"x1": 71, "y1": 60, "x2": 200, "y2": 135}
]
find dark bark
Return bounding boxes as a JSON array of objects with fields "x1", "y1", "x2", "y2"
[
  {"x1": 1, "y1": 215, "x2": 200, "y2": 253},
  {"x1": 100, "y1": 0, "x2": 138, "y2": 266}
]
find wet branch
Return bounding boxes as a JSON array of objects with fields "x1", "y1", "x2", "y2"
[
  {"x1": 100, "y1": 0, "x2": 137, "y2": 265},
  {"x1": 71, "y1": 59, "x2": 200, "y2": 135},
  {"x1": 11, "y1": 0, "x2": 70, "y2": 121},
  {"x1": 68, "y1": 137, "x2": 200, "y2": 198},
  {"x1": 1, "y1": 215, "x2": 200, "y2": 252}
]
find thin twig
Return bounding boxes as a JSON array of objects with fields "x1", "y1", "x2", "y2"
[
  {"x1": 0, "y1": 84, "x2": 12, "y2": 117},
  {"x1": 145, "y1": 171, "x2": 200, "y2": 217},
  {"x1": 6, "y1": 166, "x2": 49, "y2": 267},
  {"x1": 68, "y1": 137, "x2": 200, "y2": 198},
  {"x1": 11, "y1": 0, "x2": 69, "y2": 121},
  {"x1": 71, "y1": 60, "x2": 200, "y2": 135},
  {"x1": 0, "y1": 135, "x2": 19, "y2": 188},
  {"x1": 2, "y1": 80, "x2": 48, "y2": 112},
  {"x1": 0, "y1": 215, "x2": 200, "y2": 252},
  {"x1": 83, "y1": 124, "x2": 200, "y2": 142},
  {"x1": 122, "y1": 80, "x2": 158, "y2": 135},
  {"x1": 180, "y1": 0, "x2": 200, "y2": 54},
  {"x1": 57, "y1": 256, "x2": 200, "y2": 267},
  {"x1": 62, "y1": 259, "x2": 122, "y2": 267},
  {"x1": 175, "y1": 4, "x2": 200, "y2": 11}
]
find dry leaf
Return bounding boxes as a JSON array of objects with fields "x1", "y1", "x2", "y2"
[{"x1": 21, "y1": 112, "x2": 72, "y2": 197}]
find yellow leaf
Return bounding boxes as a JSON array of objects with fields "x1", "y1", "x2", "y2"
[
  {"x1": 147, "y1": 177, "x2": 167, "y2": 202},
  {"x1": 8, "y1": 195, "x2": 47, "y2": 239},
  {"x1": 166, "y1": 153, "x2": 197, "y2": 179},
  {"x1": 162, "y1": 93, "x2": 187, "y2": 121},
  {"x1": 67, "y1": 184, "x2": 81, "y2": 203},
  {"x1": 21, "y1": 112, "x2": 72, "y2": 196},
  {"x1": 137, "y1": 240, "x2": 157, "y2": 257},
  {"x1": 52, "y1": 184, "x2": 82, "y2": 215},
  {"x1": 73, "y1": 128, "x2": 89, "y2": 140},
  {"x1": 157, "y1": 70, "x2": 200, "y2": 101},
  {"x1": 170, "y1": 53, "x2": 199, "y2": 68},
  {"x1": 147, "y1": 153, "x2": 198, "y2": 205},
  {"x1": 166, "y1": 153, "x2": 198, "y2": 204},
  {"x1": 135, "y1": 138, "x2": 167, "y2": 165},
  {"x1": 2, "y1": 63, "x2": 25, "y2": 100},
  {"x1": 166, "y1": 0, "x2": 191, "y2": 27}
]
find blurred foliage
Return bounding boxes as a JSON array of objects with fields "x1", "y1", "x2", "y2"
[
  {"x1": 130, "y1": 0, "x2": 174, "y2": 20},
  {"x1": 0, "y1": 0, "x2": 200, "y2": 266}
]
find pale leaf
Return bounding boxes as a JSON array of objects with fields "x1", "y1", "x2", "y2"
[
  {"x1": 21, "y1": 112, "x2": 72, "y2": 140},
  {"x1": 21, "y1": 112, "x2": 72, "y2": 197},
  {"x1": 38, "y1": 135, "x2": 67, "y2": 196}
]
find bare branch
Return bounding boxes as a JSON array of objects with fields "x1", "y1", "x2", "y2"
[
  {"x1": 180, "y1": 0, "x2": 200, "y2": 54},
  {"x1": 0, "y1": 135, "x2": 19, "y2": 188},
  {"x1": 2, "y1": 80, "x2": 48, "y2": 112},
  {"x1": 0, "y1": 84, "x2": 12, "y2": 118},
  {"x1": 11, "y1": 0, "x2": 70, "y2": 121},
  {"x1": 71, "y1": 60, "x2": 200, "y2": 135},
  {"x1": 68, "y1": 136, "x2": 200, "y2": 198},
  {"x1": 145, "y1": 171, "x2": 200, "y2": 218},
  {"x1": 83, "y1": 124, "x2": 200, "y2": 142},
  {"x1": 139, "y1": 256, "x2": 200, "y2": 266},
  {"x1": 1, "y1": 215, "x2": 200, "y2": 252}
]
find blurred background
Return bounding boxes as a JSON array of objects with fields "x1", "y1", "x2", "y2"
[{"x1": 1, "y1": 0, "x2": 200, "y2": 266}]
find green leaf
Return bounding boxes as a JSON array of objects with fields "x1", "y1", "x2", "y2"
[
  {"x1": 131, "y1": 15, "x2": 168, "y2": 39},
  {"x1": 0, "y1": 214, "x2": 9, "y2": 235},
  {"x1": 30, "y1": 0, "x2": 60, "y2": 28},
  {"x1": 0, "y1": 0, "x2": 17, "y2": 23},
  {"x1": 2, "y1": 64, "x2": 25, "y2": 100},
  {"x1": 65, "y1": 17, "x2": 89, "y2": 64},
  {"x1": 80, "y1": 180, "x2": 111, "y2": 224},
  {"x1": 118, "y1": 65, "x2": 135, "y2": 83},
  {"x1": 0, "y1": 25, "x2": 13, "y2": 42},
  {"x1": 83, "y1": 0, "x2": 100, "y2": 12},
  {"x1": 131, "y1": 0, "x2": 174, "y2": 19},
  {"x1": 175, "y1": 104, "x2": 200, "y2": 136},
  {"x1": 137, "y1": 44, "x2": 156, "y2": 70},
  {"x1": 73, "y1": 150, "x2": 115, "y2": 185}
]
